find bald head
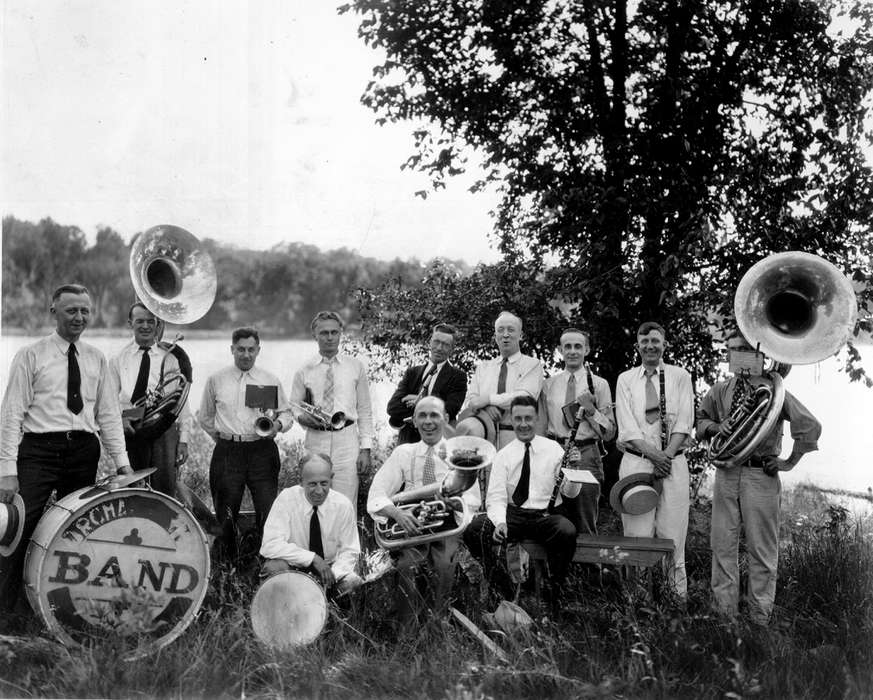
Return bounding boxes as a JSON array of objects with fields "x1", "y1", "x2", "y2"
[{"x1": 300, "y1": 453, "x2": 333, "y2": 506}]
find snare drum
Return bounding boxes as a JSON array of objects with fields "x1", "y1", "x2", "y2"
[
  {"x1": 250, "y1": 570, "x2": 327, "y2": 648},
  {"x1": 24, "y1": 485, "x2": 210, "y2": 657}
]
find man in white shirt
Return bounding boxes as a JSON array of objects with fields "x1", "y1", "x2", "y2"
[
  {"x1": 458, "y1": 311, "x2": 544, "y2": 450},
  {"x1": 614, "y1": 321, "x2": 694, "y2": 599},
  {"x1": 109, "y1": 302, "x2": 193, "y2": 497},
  {"x1": 368, "y1": 396, "x2": 479, "y2": 618},
  {"x1": 199, "y1": 327, "x2": 293, "y2": 556},
  {"x1": 291, "y1": 311, "x2": 374, "y2": 515},
  {"x1": 260, "y1": 452, "x2": 361, "y2": 593},
  {"x1": 0, "y1": 284, "x2": 132, "y2": 616},
  {"x1": 464, "y1": 395, "x2": 581, "y2": 593},
  {"x1": 538, "y1": 328, "x2": 615, "y2": 534}
]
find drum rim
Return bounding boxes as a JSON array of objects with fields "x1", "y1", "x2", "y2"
[
  {"x1": 24, "y1": 485, "x2": 211, "y2": 658},
  {"x1": 250, "y1": 570, "x2": 328, "y2": 648}
]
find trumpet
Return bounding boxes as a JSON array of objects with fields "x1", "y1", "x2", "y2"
[
  {"x1": 291, "y1": 401, "x2": 347, "y2": 431},
  {"x1": 254, "y1": 409, "x2": 280, "y2": 437}
]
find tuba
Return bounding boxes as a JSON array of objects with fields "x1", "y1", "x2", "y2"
[
  {"x1": 127, "y1": 225, "x2": 217, "y2": 440},
  {"x1": 708, "y1": 252, "x2": 856, "y2": 467},
  {"x1": 374, "y1": 436, "x2": 496, "y2": 551}
]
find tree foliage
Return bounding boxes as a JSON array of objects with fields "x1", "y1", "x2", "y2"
[{"x1": 344, "y1": 0, "x2": 873, "y2": 387}]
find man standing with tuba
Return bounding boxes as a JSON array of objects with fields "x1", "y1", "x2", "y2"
[
  {"x1": 291, "y1": 311, "x2": 374, "y2": 515},
  {"x1": 109, "y1": 302, "x2": 193, "y2": 497},
  {"x1": 199, "y1": 327, "x2": 293, "y2": 556},
  {"x1": 368, "y1": 396, "x2": 480, "y2": 621},
  {"x1": 697, "y1": 330, "x2": 821, "y2": 624}
]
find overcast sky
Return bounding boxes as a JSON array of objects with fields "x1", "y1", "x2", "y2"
[{"x1": 1, "y1": 0, "x2": 501, "y2": 264}]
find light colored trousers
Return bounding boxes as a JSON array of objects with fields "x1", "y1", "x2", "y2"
[
  {"x1": 304, "y1": 425, "x2": 360, "y2": 513},
  {"x1": 619, "y1": 452, "x2": 690, "y2": 598},
  {"x1": 711, "y1": 466, "x2": 781, "y2": 623}
]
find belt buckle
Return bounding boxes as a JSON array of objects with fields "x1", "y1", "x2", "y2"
[{"x1": 65, "y1": 431, "x2": 74, "y2": 441}]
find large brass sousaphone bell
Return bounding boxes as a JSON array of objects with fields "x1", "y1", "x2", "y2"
[
  {"x1": 127, "y1": 225, "x2": 217, "y2": 440},
  {"x1": 709, "y1": 251, "x2": 857, "y2": 466}
]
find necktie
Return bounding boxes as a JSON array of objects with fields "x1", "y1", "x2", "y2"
[
  {"x1": 422, "y1": 445, "x2": 437, "y2": 484},
  {"x1": 67, "y1": 344, "x2": 83, "y2": 415},
  {"x1": 728, "y1": 377, "x2": 749, "y2": 416},
  {"x1": 645, "y1": 371, "x2": 659, "y2": 424},
  {"x1": 322, "y1": 362, "x2": 334, "y2": 412},
  {"x1": 512, "y1": 442, "x2": 531, "y2": 506},
  {"x1": 131, "y1": 346, "x2": 151, "y2": 404},
  {"x1": 497, "y1": 358, "x2": 508, "y2": 394},
  {"x1": 419, "y1": 364, "x2": 436, "y2": 396},
  {"x1": 563, "y1": 372, "x2": 577, "y2": 429},
  {"x1": 309, "y1": 506, "x2": 325, "y2": 559}
]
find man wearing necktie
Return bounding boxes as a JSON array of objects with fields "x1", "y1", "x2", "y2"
[
  {"x1": 463, "y1": 395, "x2": 582, "y2": 597},
  {"x1": 614, "y1": 321, "x2": 695, "y2": 600},
  {"x1": 291, "y1": 311, "x2": 374, "y2": 515},
  {"x1": 368, "y1": 396, "x2": 480, "y2": 622},
  {"x1": 109, "y1": 302, "x2": 193, "y2": 497},
  {"x1": 538, "y1": 328, "x2": 616, "y2": 534},
  {"x1": 0, "y1": 284, "x2": 132, "y2": 620},
  {"x1": 458, "y1": 311, "x2": 544, "y2": 452},
  {"x1": 199, "y1": 327, "x2": 293, "y2": 558},
  {"x1": 260, "y1": 452, "x2": 362, "y2": 593},
  {"x1": 386, "y1": 323, "x2": 467, "y2": 444}
]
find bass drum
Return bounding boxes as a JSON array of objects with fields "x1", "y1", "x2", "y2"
[
  {"x1": 250, "y1": 570, "x2": 327, "y2": 649},
  {"x1": 24, "y1": 485, "x2": 210, "y2": 659}
]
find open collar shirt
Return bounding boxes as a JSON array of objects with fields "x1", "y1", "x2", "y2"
[
  {"x1": 540, "y1": 368, "x2": 615, "y2": 441},
  {"x1": 0, "y1": 332, "x2": 129, "y2": 477},
  {"x1": 615, "y1": 361, "x2": 694, "y2": 452},
  {"x1": 198, "y1": 365, "x2": 292, "y2": 440},
  {"x1": 290, "y1": 353, "x2": 375, "y2": 449},
  {"x1": 485, "y1": 435, "x2": 581, "y2": 527},
  {"x1": 367, "y1": 437, "x2": 480, "y2": 521},
  {"x1": 466, "y1": 351, "x2": 543, "y2": 415},
  {"x1": 260, "y1": 486, "x2": 360, "y2": 578}
]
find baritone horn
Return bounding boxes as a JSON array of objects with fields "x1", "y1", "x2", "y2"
[
  {"x1": 374, "y1": 436, "x2": 496, "y2": 551},
  {"x1": 128, "y1": 225, "x2": 217, "y2": 440},
  {"x1": 709, "y1": 251, "x2": 857, "y2": 467}
]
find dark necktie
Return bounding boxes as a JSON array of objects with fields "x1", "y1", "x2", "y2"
[
  {"x1": 131, "y1": 346, "x2": 151, "y2": 404},
  {"x1": 497, "y1": 358, "x2": 508, "y2": 394},
  {"x1": 512, "y1": 442, "x2": 531, "y2": 506},
  {"x1": 419, "y1": 364, "x2": 436, "y2": 396},
  {"x1": 67, "y1": 344, "x2": 83, "y2": 415},
  {"x1": 309, "y1": 505, "x2": 324, "y2": 559},
  {"x1": 728, "y1": 377, "x2": 749, "y2": 416},
  {"x1": 644, "y1": 370, "x2": 659, "y2": 424},
  {"x1": 563, "y1": 372, "x2": 577, "y2": 429}
]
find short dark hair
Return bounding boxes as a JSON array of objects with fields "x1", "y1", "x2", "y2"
[
  {"x1": 310, "y1": 310, "x2": 344, "y2": 333},
  {"x1": 127, "y1": 301, "x2": 153, "y2": 320},
  {"x1": 510, "y1": 395, "x2": 538, "y2": 413},
  {"x1": 432, "y1": 323, "x2": 457, "y2": 338},
  {"x1": 637, "y1": 321, "x2": 666, "y2": 337},
  {"x1": 232, "y1": 327, "x2": 260, "y2": 345},
  {"x1": 51, "y1": 284, "x2": 89, "y2": 303},
  {"x1": 560, "y1": 327, "x2": 590, "y2": 345}
]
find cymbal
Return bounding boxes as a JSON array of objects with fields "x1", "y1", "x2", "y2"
[{"x1": 103, "y1": 468, "x2": 157, "y2": 491}]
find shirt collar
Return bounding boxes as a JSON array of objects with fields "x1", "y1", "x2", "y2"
[
  {"x1": 500, "y1": 351, "x2": 522, "y2": 365},
  {"x1": 50, "y1": 332, "x2": 76, "y2": 353},
  {"x1": 416, "y1": 438, "x2": 446, "y2": 456},
  {"x1": 636, "y1": 362, "x2": 664, "y2": 379}
]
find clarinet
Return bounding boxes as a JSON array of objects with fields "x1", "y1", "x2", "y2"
[{"x1": 547, "y1": 408, "x2": 585, "y2": 512}]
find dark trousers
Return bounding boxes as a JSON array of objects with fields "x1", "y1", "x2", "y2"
[
  {"x1": 209, "y1": 438, "x2": 280, "y2": 549},
  {"x1": 463, "y1": 505, "x2": 577, "y2": 585},
  {"x1": 0, "y1": 432, "x2": 100, "y2": 612},
  {"x1": 125, "y1": 423, "x2": 180, "y2": 497}
]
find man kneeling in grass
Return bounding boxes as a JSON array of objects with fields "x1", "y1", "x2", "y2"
[{"x1": 260, "y1": 452, "x2": 362, "y2": 593}]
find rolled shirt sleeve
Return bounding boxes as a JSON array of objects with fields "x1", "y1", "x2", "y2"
[
  {"x1": 0, "y1": 348, "x2": 34, "y2": 477},
  {"x1": 366, "y1": 449, "x2": 405, "y2": 522}
]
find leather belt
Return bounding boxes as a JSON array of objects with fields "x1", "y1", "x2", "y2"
[
  {"x1": 24, "y1": 431, "x2": 93, "y2": 442},
  {"x1": 742, "y1": 455, "x2": 767, "y2": 469},
  {"x1": 546, "y1": 434, "x2": 597, "y2": 448},
  {"x1": 218, "y1": 433, "x2": 264, "y2": 443},
  {"x1": 624, "y1": 446, "x2": 684, "y2": 460}
]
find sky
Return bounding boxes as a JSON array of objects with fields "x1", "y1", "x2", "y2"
[{"x1": 0, "y1": 0, "x2": 502, "y2": 264}]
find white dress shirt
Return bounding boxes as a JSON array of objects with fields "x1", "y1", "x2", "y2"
[
  {"x1": 367, "y1": 438, "x2": 481, "y2": 522},
  {"x1": 260, "y1": 486, "x2": 360, "y2": 579},
  {"x1": 486, "y1": 435, "x2": 581, "y2": 526},
  {"x1": 540, "y1": 368, "x2": 615, "y2": 441},
  {"x1": 465, "y1": 352, "x2": 543, "y2": 417},
  {"x1": 615, "y1": 362, "x2": 694, "y2": 451},
  {"x1": 0, "y1": 332, "x2": 130, "y2": 477},
  {"x1": 290, "y1": 354, "x2": 375, "y2": 449},
  {"x1": 109, "y1": 340, "x2": 194, "y2": 441},
  {"x1": 198, "y1": 365, "x2": 293, "y2": 439}
]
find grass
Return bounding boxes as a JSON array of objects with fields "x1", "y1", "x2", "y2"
[{"x1": 2, "y1": 438, "x2": 872, "y2": 699}]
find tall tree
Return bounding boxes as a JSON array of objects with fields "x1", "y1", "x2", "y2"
[
  {"x1": 344, "y1": 0, "x2": 873, "y2": 386},
  {"x1": 80, "y1": 227, "x2": 129, "y2": 327}
]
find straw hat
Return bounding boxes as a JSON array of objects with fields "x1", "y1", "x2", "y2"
[
  {"x1": 609, "y1": 473, "x2": 663, "y2": 515},
  {"x1": 0, "y1": 494, "x2": 25, "y2": 557},
  {"x1": 453, "y1": 408, "x2": 497, "y2": 445}
]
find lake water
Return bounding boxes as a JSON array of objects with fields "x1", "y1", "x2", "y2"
[{"x1": 1, "y1": 333, "x2": 871, "y2": 498}]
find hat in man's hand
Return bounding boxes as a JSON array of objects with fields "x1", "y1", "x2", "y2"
[
  {"x1": 609, "y1": 472, "x2": 663, "y2": 516},
  {"x1": 0, "y1": 494, "x2": 25, "y2": 557}
]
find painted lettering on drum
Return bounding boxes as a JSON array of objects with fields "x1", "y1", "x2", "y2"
[
  {"x1": 62, "y1": 498, "x2": 129, "y2": 543},
  {"x1": 47, "y1": 550, "x2": 201, "y2": 594}
]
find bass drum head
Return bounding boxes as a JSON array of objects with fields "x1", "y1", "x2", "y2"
[
  {"x1": 24, "y1": 486, "x2": 210, "y2": 659},
  {"x1": 250, "y1": 571, "x2": 327, "y2": 649}
]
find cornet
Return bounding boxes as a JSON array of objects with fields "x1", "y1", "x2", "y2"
[
  {"x1": 291, "y1": 401, "x2": 347, "y2": 431},
  {"x1": 254, "y1": 410, "x2": 280, "y2": 437}
]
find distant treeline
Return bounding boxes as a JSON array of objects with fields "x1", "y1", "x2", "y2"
[{"x1": 2, "y1": 216, "x2": 471, "y2": 336}]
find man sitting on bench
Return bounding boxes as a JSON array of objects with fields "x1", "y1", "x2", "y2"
[{"x1": 463, "y1": 395, "x2": 582, "y2": 599}]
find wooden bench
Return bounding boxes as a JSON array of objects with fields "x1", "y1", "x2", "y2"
[{"x1": 519, "y1": 534, "x2": 674, "y2": 596}]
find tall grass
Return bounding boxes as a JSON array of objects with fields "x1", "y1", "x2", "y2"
[{"x1": 3, "y1": 438, "x2": 871, "y2": 699}]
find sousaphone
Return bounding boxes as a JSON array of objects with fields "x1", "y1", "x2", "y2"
[{"x1": 127, "y1": 225, "x2": 217, "y2": 440}]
